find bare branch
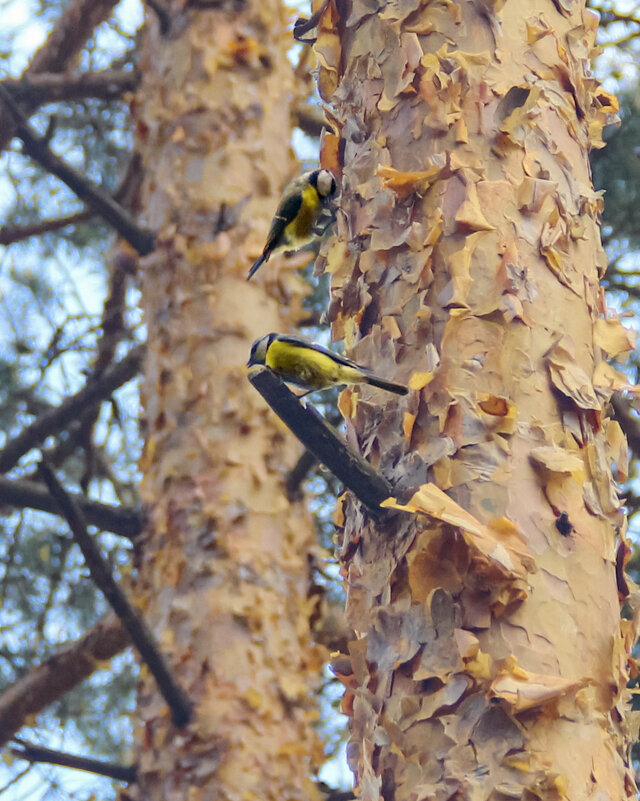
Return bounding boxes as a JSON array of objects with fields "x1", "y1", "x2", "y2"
[
  {"x1": 145, "y1": 0, "x2": 172, "y2": 35},
  {"x1": 611, "y1": 394, "x2": 640, "y2": 460},
  {"x1": 11, "y1": 739, "x2": 137, "y2": 784},
  {"x1": 0, "y1": 0, "x2": 121, "y2": 155},
  {"x1": 77, "y1": 267, "x2": 129, "y2": 492},
  {"x1": 0, "y1": 765, "x2": 31, "y2": 795},
  {"x1": 0, "y1": 475, "x2": 141, "y2": 539},
  {"x1": 0, "y1": 210, "x2": 93, "y2": 246},
  {"x1": 38, "y1": 461, "x2": 193, "y2": 729},
  {"x1": 0, "y1": 84, "x2": 155, "y2": 256},
  {"x1": 591, "y1": 5, "x2": 640, "y2": 29},
  {"x1": 1, "y1": 69, "x2": 139, "y2": 106},
  {"x1": 0, "y1": 152, "x2": 144, "y2": 248},
  {"x1": 293, "y1": 1, "x2": 330, "y2": 44},
  {"x1": 0, "y1": 616, "x2": 129, "y2": 748},
  {"x1": 248, "y1": 368, "x2": 394, "y2": 514},
  {"x1": 311, "y1": 596, "x2": 352, "y2": 655},
  {"x1": 317, "y1": 785, "x2": 356, "y2": 801},
  {"x1": 187, "y1": 0, "x2": 234, "y2": 6},
  {"x1": 292, "y1": 104, "x2": 326, "y2": 138},
  {"x1": 286, "y1": 449, "x2": 318, "y2": 502},
  {"x1": 29, "y1": 0, "x2": 121, "y2": 75},
  {"x1": 0, "y1": 344, "x2": 144, "y2": 475}
]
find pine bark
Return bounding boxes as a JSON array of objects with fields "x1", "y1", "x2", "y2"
[
  {"x1": 131, "y1": 4, "x2": 324, "y2": 799},
  {"x1": 317, "y1": 1, "x2": 638, "y2": 799}
]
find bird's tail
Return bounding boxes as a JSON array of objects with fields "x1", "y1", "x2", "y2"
[
  {"x1": 364, "y1": 373, "x2": 408, "y2": 395},
  {"x1": 247, "y1": 252, "x2": 267, "y2": 280}
]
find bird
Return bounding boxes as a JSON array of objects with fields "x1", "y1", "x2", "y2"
[
  {"x1": 247, "y1": 169, "x2": 337, "y2": 280},
  {"x1": 247, "y1": 333, "x2": 408, "y2": 396}
]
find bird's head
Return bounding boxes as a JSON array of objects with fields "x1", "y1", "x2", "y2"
[
  {"x1": 247, "y1": 333, "x2": 276, "y2": 366},
  {"x1": 311, "y1": 169, "x2": 337, "y2": 200}
]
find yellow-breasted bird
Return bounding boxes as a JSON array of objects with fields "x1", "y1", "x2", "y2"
[
  {"x1": 248, "y1": 333, "x2": 408, "y2": 396},
  {"x1": 248, "y1": 169, "x2": 337, "y2": 280}
]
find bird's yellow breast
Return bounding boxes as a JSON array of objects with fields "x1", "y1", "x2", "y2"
[
  {"x1": 266, "y1": 339, "x2": 359, "y2": 390},
  {"x1": 283, "y1": 185, "x2": 321, "y2": 246}
]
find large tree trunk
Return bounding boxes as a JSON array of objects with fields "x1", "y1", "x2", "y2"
[
  {"x1": 318, "y1": 1, "x2": 638, "y2": 799},
  {"x1": 131, "y1": 4, "x2": 324, "y2": 799}
]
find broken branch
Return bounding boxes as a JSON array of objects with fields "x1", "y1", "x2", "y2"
[{"x1": 248, "y1": 367, "x2": 393, "y2": 514}]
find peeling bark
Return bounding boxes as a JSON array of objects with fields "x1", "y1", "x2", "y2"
[
  {"x1": 317, "y1": 1, "x2": 638, "y2": 799},
  {"x1": 131, "y1": 3, "x2": 324, "y2": 799}
]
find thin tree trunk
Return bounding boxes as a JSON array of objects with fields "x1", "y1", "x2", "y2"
[
  {"x1": 132, "y1": 3, "x2": 324, "y2": 799},
  {"x1": 318, "y1": 2, "x2": 638, "y2": 799}
]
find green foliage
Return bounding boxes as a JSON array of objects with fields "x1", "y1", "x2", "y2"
[
  {"x1": 0, "y1": 4, "x2": 143, "y2": 799},
  {"x1": 592, "y1": 92, "x2": 640, "y2": 259}
]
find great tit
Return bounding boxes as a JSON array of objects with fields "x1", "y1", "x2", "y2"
[
  {"x1": 248, "y1": 169, "x2": 337, "y2": 280},
  {"x1": 248, "y1": 333, "x2": 408, "y2": 396}
]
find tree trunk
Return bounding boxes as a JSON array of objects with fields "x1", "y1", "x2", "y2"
[
  {"x1": 131, "y1": 4, "x2": 324, "y2": 799},
  {"x1": 318, "y1": 1, "x2": 638, "y2": 799}
]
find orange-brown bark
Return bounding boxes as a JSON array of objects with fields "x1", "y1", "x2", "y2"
[
  {"x1": 131, "y1": 4, "x2": 325, "y2": 799},
  {"x1": 316, "y1": 1, "x2": 638, "y2": 799}
]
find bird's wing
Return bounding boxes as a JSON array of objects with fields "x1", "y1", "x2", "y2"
[
  {"x1": 264, "y1": 192, "x2": 303, "y2": 252},
  {"x1": 274, "y1": 335, "x2": 370, "y2": 371}
]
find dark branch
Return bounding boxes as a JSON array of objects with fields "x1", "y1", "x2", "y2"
[
  {"x1": 28, "y1": 0, "x2": 120, "y2": 75},
  {"x1": 322, "y1": 791, "x2": 356, "y2": 801},
  {"x1": 11, "y1": 739, "x2": 137, "y2": 784},
  {"x1": 293, "y1": 1, "x2": 330, "y2": 43},
  {"x1": 146, "y1": 0, "x2": 172, "y2": 34},
  {"x1": 286, "y1": 407, "x2": 343, "y2": 500},
  {"x1": 0, "y1": 84, "x2": 155, "y2": 256},
  {"x1": 317, "y1": 782, "x2": 356, "y2": 801},
  {"x1": 0, "y1": 210, "x2": 93, "y2": 246},
  {"x1": 292, "y1": 105, "x2": 326, "y2": 139},
  {"x1": 0, "y1": 345, "x2": 144, "y2": 475},
  {"x1": 38, "y1": 461, "x2": 193, "y2": 728},
  {"x1": 248, "y1": 368, "x2": 393, "y2": 514},
  {"x1": 77, "y1": 266, "x2": 129, "y2": 492},
  {"x1": 611, "y1": 393, "x2": 640, "y2": 460},
  {"x1": 286, "y1": 449, "x2": 319, "y2": 502},
  {"x1": 0, "y1": 0, "x2": 120, "y2": 155},
  {"x1": 1, "y1": 153, "x2": 143, "y2": 248},
  {"x1": 0, "y1": 476, "x2": 142, "y2": 539},
  {"x1": 187, "y1": 0, "x2": 232, "y2": 6},
  {"x1": 0, "y1": 616, "x2": 129, "y2": 747},
  {"x1": 1, "y1": 69, "x2": 139, "y2": 106}
]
